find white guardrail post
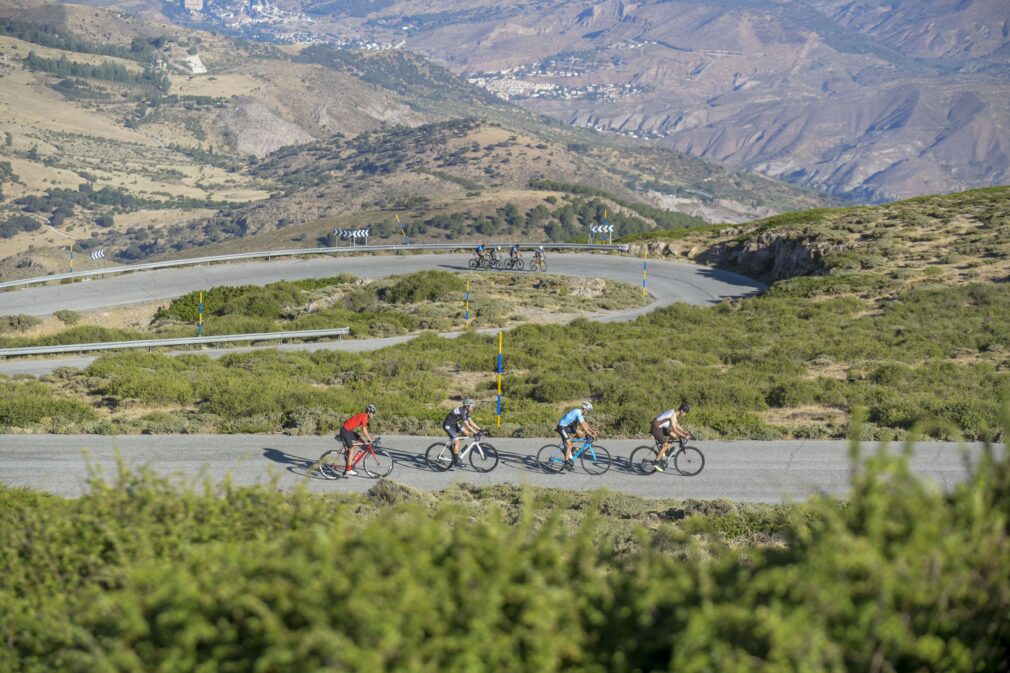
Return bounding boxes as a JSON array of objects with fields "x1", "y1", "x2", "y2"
[
  {"x1": 0, "y1": 243, "x2": 628, "y2": 290},
  {"x1": 0, "y1": 328, "x2": 350, "y2": 358}
]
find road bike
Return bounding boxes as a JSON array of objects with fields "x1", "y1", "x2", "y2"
[
  {"x1": 629, "y1": 437, "x2": 705, "y2": 476},
  {"x1": 529, "y1": 256, "x2": 547, "y2": 272},
  {"x1": 316, "y1": 437, "x2": 394, "y2": 479},
  {"x1": 468, "y1": 254, "x2": 494, "y2": 270},
  {"x1": 537, "y1": 435, "x2": 611, "y2": 474},
  {"x1": 504, "y1": 255, "x2": 524, "y2": 271},
  {"x1": 425, "y1": 429, "x2": 499, "y2": 472}
]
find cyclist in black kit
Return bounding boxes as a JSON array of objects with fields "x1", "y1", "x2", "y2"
[{"x1": 443, "y1": 399, "x2": 480, "y2": 469}]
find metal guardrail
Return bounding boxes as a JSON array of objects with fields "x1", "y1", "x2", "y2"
[
  {"x1": 0, "y1": 327, "x2": 350, "y2": 358},
  {"x1": 0, "y1": 243, "x2": 628, "y2": 290}
]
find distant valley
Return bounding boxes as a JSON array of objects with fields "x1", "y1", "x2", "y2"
[
  {"x1": 117, "y1": 0, "x2": 1010, "y2": 203},
  {"x1": 0, "y1": 1, "x2": 827, "y2": 275}
]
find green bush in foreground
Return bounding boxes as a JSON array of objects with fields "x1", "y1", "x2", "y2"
[{"x1": 1, "y1": 433, "x2": 1008, "y2": 672}]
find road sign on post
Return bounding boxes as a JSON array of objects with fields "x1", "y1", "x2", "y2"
[{"x1": 589, "y1": 224, "x2": 615, "y2": 244}]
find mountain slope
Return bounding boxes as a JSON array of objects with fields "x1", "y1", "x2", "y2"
[
  {"x1": 0, "y1": 3, "x2": 831, "y2": 275},
  {"x1": 138, "y1": 0, "x2": 1010, "y2": 203}
]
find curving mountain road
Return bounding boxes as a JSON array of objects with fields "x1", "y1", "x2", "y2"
[
  {"x1": 0, "y1": 252, "x2": 764, "y2": 376},
  {"x1": 0, "y1": 252, "x2": 763, "y2": 317}
]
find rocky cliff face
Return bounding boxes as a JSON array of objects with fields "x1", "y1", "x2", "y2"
[{"x1": 629, "y1": 231, "x2": 853, "y2": 283}]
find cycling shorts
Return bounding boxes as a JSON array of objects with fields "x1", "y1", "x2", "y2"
[
  {"x1": 651, "y1": 422, "x2": 670, "y2": 445},
  {"x1": 444, "y1": 423, "x2": 461, "y2": 440},
  {"x1": 339, "y1": 426, "x2": 358, "y2": 450},
  {"x1": 556, "y1": 423, "x2": 577, "y2": 444}
]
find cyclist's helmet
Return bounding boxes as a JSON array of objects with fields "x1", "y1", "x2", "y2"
[
  {"x1": 462, "y1": 398, "x2": 475, "y2": 408},
  {"x1": 365, "y1": 404, "x2": 377, "y2": 414},
  {"x1": 678, "y1": 402, "x2": 690, "y2": 413},
  {"x1": 581, "y1": 401, "x2": 593, "y2": 412},
  {"x1": 538, "y1": 246, "x2": 545, "y2": 252}
]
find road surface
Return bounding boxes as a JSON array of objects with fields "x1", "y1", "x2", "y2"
[
  {"x1": 0, "y1": 434, "x2": 994, "y2": 503},
  {"x1": 0, "y1": 252, "x2": 764, "y2": 376}
]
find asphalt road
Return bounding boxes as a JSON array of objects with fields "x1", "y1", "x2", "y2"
[
  {"x1": 0, "y1": 252, "x2": 764, "y2": 376},
  {"x1": 0, "y1": 435, "x2": 994, "y2": 503}
]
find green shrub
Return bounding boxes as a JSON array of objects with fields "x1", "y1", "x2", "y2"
[
  {"x1": 0, "y1": 314, "x2": 42, "y2": 333},
  {"x1": 53, "y1": 309, "x2": 82, "y2": 325},
  {"x1": 378, "y1": 270, "x2": 465, "y2": 304},
  {"x1": 0, "y1": 379, "x2": 97, "y2": 426}
]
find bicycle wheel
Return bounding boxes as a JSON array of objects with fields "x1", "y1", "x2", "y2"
[
  {"x1": 537, "y1": 444, "x2": 567, "y2": 473},
  {"x1": 580, "y1": 444, "x2": 611, "y2": 475},
  {"x1": 629, "y1": 445, "x2": 659, "y2": 475},
  {"x1": 514, "y1": 258, "x2": 525, "y2": 271},
  {"x1": 675, "y1": 446, "x2": 706, "y2": 476},
  {"x1": 316, "y1": 449, "x2": 345, "y2": 480},
  {"x1": 537, "y1": 259, "x2": 547, "y2": 272},
  {"x1": 361, "y1": 449, "x2": 394, "y2": 478},
  {"x1": 469, "y1": 443, "x2": 499, "y2": 472},
  {"x1": 468, "y1": 258, "x2": 478, "y2": 270},
  {"x1": 425, "y1": 442, "x2": 453, "y2": 472}
]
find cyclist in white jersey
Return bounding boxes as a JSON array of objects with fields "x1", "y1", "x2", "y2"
[{"x1": 651, "y1": 403, "x2": 691, "y2": 472}]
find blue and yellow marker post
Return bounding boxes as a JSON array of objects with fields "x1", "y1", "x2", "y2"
[
  {"x1": 642, "y1": 251, "x2": 647, "y2": 297},
  {"x1": 496, "y1": 331, "x2": 503, "y2": 427},
  {"x1": 69, "y1": 243, "x2": 73, "y2": 273},
  {"x1": 197, "y1": 291, "x2": 204, "y2": 336},
  {"x1": 465, "y1": 277, "x2": 471, "y2": 328},
  {"x1": 395, "y1": 214, "x2": 408, "y2": 245}
]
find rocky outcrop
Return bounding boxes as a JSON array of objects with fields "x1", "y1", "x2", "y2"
[{"x1": 630, "y1": 229, "x2": 854, "y2": 283}]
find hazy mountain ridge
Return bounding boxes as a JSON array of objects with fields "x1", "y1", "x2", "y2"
[{"x1": 143, "y1": 0, "x2": 1010, "y2": 203}]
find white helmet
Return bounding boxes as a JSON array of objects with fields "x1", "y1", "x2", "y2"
[{"x1": 581, "y1": 401, "x2": 593, "y2": 412}]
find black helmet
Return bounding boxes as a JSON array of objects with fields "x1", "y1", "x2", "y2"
[
  {"x1": 365, "y1": 404, "x2": 377, "y2": 414},
  {"x1": 678, "y1": 402, "x2": 690, "y2": 413}
]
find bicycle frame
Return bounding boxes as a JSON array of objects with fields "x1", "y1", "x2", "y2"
[
  {"x1": 566, "y1": 436, "x2": 603, "y2": 461},
  {"x1": 447, "y1": 434, "x2": 488, "y2": 460},
  {"x1": 345, "y1": 441, "x2": 380, "y2": 468}
]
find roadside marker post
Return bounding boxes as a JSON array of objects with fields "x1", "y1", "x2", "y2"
[
  {"x1": 69, "y1": 244, "x2": 73, "y2": 273},
  {"x1": 465, "y1": 277, "x2": 470, "y2": 328},
  {"x1": 642, "y1": 251, "x2": 647, "y2": 297},
  {"x1": 396, "y1": 214, "x2": 408, "y2": 245},
  {"x1": 494, "y1": 333, "x2": 502, "y2": 426},
  {"x1": 198, "y1": 291, "x2": 204, "y2": 336}
]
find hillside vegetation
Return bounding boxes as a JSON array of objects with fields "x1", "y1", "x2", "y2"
[
  {"x1": 628, "y1": 186, "x2": 1010, "y2": 295},
  {"x1": 1, "y1": 432, "x2": 1008, "y2": 671},
  {"x1": 3, "y1": 188, "x2": 1009, "y2": 439}
]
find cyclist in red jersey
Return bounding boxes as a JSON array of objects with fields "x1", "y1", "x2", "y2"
[{"x1": 339, "y1": 404, "x2": 376, "y2": 476}]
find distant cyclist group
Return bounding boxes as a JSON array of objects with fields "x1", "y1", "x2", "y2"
[
  {"x1": 319, "y1": 399, "x2": 700, "y2": 479},
  {"x1": 469, "y1": 243, "x2": 547, "y2": 271}
]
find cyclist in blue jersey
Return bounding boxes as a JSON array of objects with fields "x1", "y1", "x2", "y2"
[
  {"x1": 556, "y1": 401, "x2": 596, "y2": 471},
  {"x1": 475, "y1": 241, "x2": 487, "y2": 263}
]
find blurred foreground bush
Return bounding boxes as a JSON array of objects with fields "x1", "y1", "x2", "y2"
[{"x1": 1, "y1": 432, "x2": 1008, "y2": 672}]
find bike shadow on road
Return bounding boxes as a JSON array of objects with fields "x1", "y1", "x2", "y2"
[
  {"x1": 262, "y1": 446, "x2": 432, "y2": 477},
  {"x1": 262, "y1": 448, "x2": 323, "y2": 479}
]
